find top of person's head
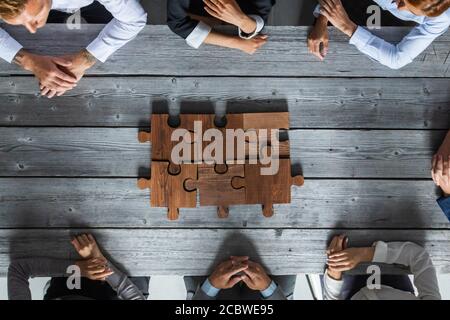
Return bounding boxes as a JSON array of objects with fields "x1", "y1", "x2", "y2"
[
  {"x1": 0, "y1": 0, "x2": 29, "y2": 20},
  {"x1": 406, "y1": 0, "x2": 450, "y2": 17}
]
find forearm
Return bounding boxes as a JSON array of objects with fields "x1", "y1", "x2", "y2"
[
  {"x1": 12, "y1": 49, "x2": 34, "y2": 71},
  {"x1": 8, "y1": 258, "x2": 75, "y2": 300},
  {"x1": 204, "y1": 31, "x2": 241, "y2": 50}
]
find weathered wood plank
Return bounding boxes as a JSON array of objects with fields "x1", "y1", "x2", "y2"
[
  {"x1": 0, "y1": 25, "x2": 449, "y2": 77},
  {"x1": 1, "y1": 229, "x2": 449, "y2": 276},
  {"x1": 1, "y1": 77, "x2": 449, "y2": 129},
  {"x1": 0, "y1": 178, "x2": 446, "y2": 228},
  {"x1": 0, "y1": 128, "x2": 444, "y2": 178}
]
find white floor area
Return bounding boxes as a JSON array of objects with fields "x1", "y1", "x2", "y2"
[{"x1": 1, "y1": 274, "x2": 449, "y2": 300}]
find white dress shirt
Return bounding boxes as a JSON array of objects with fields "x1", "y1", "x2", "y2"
[
  {"x1": 314, "y1": 0, "x2": 450, "y2": 69},
  {"x1": 323, "y1": 241, "x2": 441, "y2": 300},
  {"x1": 0, "y1": 0, "x2": 147, "y2": 63}
]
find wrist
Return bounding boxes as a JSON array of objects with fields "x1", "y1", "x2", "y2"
[
  {"x1": 316, "y1": 15, "x2": 329, "y2": 28},
  {"x1": 327, "y1": 269, "x2": 342, "y2": 280},
  {"x1": 342, "y1": 21, "x2": 357, "y2": 37},
  {"x1": 80, "y1": 49, "x2": 97, "y2": 70},
  {"x1": 239, "y1": 15, "x2": 257, "y2": 34},
  {"x1": 15, "y1": 50, "x2": 34, "y2": 71},
  {"x1": 362, "y1": 247, "x2": 375, "y2": 263}
]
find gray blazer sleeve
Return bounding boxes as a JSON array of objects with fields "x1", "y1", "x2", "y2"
[
  {"x1": 105, "y1": 262, "x2": 146, "y2": 300},
  {"x1": 192, "y1": 285, "x2": 217, "y2": 300},
  {"x1": 8, "y1": 258, "x2": 75, "y2": 300}
]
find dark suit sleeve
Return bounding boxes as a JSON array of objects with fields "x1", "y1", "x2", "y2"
[
  {"x1": 264, "y1": 286, "x2": 288, "y2": 300},
  {"x1": 247, "y1": 0, "x2": 276, "y2": 22},
  {"x1": 167, "y1": 0, "x2": 201, "y2": 39},
  {"x1": 436, "y1": 196, "x2": 450, "y2": 221}
]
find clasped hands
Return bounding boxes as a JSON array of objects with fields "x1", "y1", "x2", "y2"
[
  {"x1": 17, "y1": 49, "x2": 96, "y2": 98},
  {"x1": 308, "y1": 0, "x2": 357, "y2": 61},
  {"x1": 71, "y1": 233, "x2": 114, "y2": 281},
  {"x1": 202, "y1": 0, "x2": 268, "y2": 54},
  {"x1": 209, "y1": 256, "x2": 272, "y2": 291},
  {"x1": 326, "y1": 234, "x2": 375, "y2": 280}
]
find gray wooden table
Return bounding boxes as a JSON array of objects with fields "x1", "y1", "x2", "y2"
[{"x1": 0, "y1": 25, "x2": 450, "y2": 276}]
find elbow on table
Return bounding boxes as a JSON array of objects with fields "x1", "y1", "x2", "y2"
[{"x1": 384, "y1": 52, "x2": 412, "y2": 70}]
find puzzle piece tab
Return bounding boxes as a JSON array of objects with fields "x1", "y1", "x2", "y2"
[{"x1": 231, "y1": 159, "x2": 304, "y2": 217}]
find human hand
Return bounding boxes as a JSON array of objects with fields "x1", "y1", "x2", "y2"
[
  {"x1": 203, "y1": 0, "x2": 255, "y2": 33},
  {"x1": 431, "y1": 155, "x2": 450, "y2": 196},
  {"x1": 308, "y1": 16, "x2": 329, "y2": 61},
  {"x1": 14, "y1": 50, "x2": 77, "y2": 93},
  {"x1": 234, "y1": 35, "x2": 268, "y2": 54},
  {"x1": 241, "y1": 261, "x2": 272, "y2": 291},
  {"x1": 75, "y1": 257, "x2": 113, "y2": 281},
  {"x1": 209, "y1": 256, "x2": 249, "y2": 289},
  {"x1": 40, "y1": 49, "x2": 97, "y2": 98},
  {"x1": 326, "y1": 234, "x2": 347, "y2": 280},
  {"x1": 318, "y1": 0, "x2": 357, "y2": 37},
  {"x1": 71, "y1": 233, "x2": 105, "y2": 260},
  {"x1": 327, "y1": 247, "x2": 375, "y2": 272}
]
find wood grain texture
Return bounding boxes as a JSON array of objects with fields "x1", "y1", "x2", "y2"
[
  {"x1": 1, "y1": 77, "x2": 449, "y2": 129},
  {"x1": 1, "y1": 25, "x2": 449, "y2": 77},
  {"x1": 0, "y1": 229, "x2": 449, "y2": 276},
  {"x1": 0, "y1": 178, "x2": 446, "y2": 228},
  {"x1": 0, "y1": 128, "x2": 444, "y2": 178}
]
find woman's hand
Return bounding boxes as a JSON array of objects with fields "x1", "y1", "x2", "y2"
[
  {"x1": 327, "y1": 247, "x2": 375, "y2": 272},
  {"x1": 203, "y1": 0, "x2": 256, "y2": 33},
  {"x1": 308, "y1": 16, "x2": 329, "y2": 61},
  {"x1": 326, "y1": 234, "x2": 347, "y2": 280},
  {"x1": 432, "y1": 155, "x2": 450, "y2": 196},
  {"x1": 234, "y1": 35, "x2": 268, "y2": 54},
  {"x1": 76, "y1": 257, "x2": 113, "y2": 281},
  {"x1": 71, "y1": 233, "x2": 105, "y2": 260},
  {"x1": 318, "y1": 0, "x2": 357, "y2": 37}
]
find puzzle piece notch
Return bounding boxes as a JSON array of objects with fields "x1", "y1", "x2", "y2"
[
  {"x1": 184, "y1": 163, "x2": 245, "y2": 218},
  {"x1": 138, "y1": 161, "x2": 197, "y2": 221}
]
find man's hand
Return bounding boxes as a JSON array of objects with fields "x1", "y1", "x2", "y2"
[
  {"x1": 209, "y1": 256, "x2": 249, "y2": 289},
  {"x1": 326, "y1": 234, "x2": 347, "y2": 280},
  {"x1": 318, "y1": 0, "x2": 357, "y2": 37},
  {"x1": 234, "y1": 35, "x2": 268, "y2": 54},
  {"x1": 308, "y1": 16, "x2": 329, "y2": 61},
  {"x1": 75, "y1": 257, "x2": 113, "y2": 281},
  {"x1": 327, "y1": 246, "x2": 375, "y2": 272},
  {"x1": 203, "y1": 0, "x2": 256, "y2": 33},
  {"x1": 432, "y1": 155, "x2": 450, "y2": 196},
  {"x1": 241, "y1": 261, "x2": 272, "y2": 291},
  {"x1": 40, "y1": 49, "x2": 97, "y2": 98},
  {"x1": 13, "y1": 50, "x2": 77, "y2": 93},
  {"x1": 71, "y1": 233, "x2": 105, "y2": 260}
]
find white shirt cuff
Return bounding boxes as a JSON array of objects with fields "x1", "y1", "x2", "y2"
[
  {"x1": 324, "y1": 270, "x2": 344, "y2": 296},
  {"x1": 372, "y1": 241, "x2": 389, "y2": 263},
  {"x1": 1, "y1": 36, "x2": 23, "y2": 63},
  {"x1": 349, "y1": 26, "x2": 372, "y2": 48},
  {"x1": 313, "y1": 4, "x2": 321, "y2": 18},
  {"x1": 238, "y1": 15, "x2": 264, "y2": 39},
  {"x1": 86, "y1": 37, "x2": 115, "y2": 63},
  {"x1": 186, "y1": 21, "x2": 212, "y2": 49}
]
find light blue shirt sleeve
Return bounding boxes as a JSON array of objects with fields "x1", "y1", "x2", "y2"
[
  {"x1": 349, "y1": 17, "x2": 450, "y2": 69},
  {"x1": 0, "y1": 27, "x2": 23, "y2": 63},
  {"x1": 260, "y1": 280, "x2": 278, "y2": 299},
  {"x1": 201, "y1": 278, "x2": 221, "y2": 298}
]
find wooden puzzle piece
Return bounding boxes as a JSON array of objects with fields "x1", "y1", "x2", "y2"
[
  {"x1": 231, "y1": 159, "x2": 304, "y2": 218},
  {"x1": 184, "y1": 164, "x2": 246, "y2": 218},
  {"x1": 138, "y1": 161, "x2": 197, "y2": 220}
]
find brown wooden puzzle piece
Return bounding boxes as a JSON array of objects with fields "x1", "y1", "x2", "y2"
[
  {"x1": 184, "y1": 164, "x2": 246, "y2": 218},
  {"x1": 231, "y1": 159, "x2": 304, "y2": 217},
  {"x1": 138, "y1": 161, "x2": 197, "y2": 220}
]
